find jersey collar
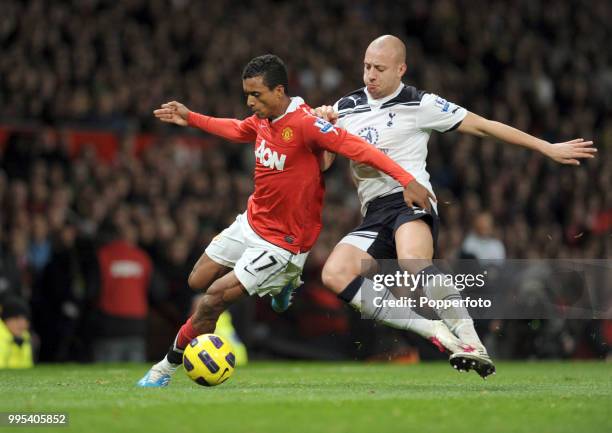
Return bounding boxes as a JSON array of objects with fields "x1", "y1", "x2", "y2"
[
  {"x1": 271, "y1": 96, "x2": 305, "y2": 124},
  {"x1": 364, "y1": 83, "x2": 404, "y2": 107}
]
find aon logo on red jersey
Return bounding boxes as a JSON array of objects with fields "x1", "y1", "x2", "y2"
[{"x1": 255, "y1": 140, "x2": 287, "y2": 170}]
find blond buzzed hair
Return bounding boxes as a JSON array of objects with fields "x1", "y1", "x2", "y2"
[{"x1": 367, "y1": 35, "x2": 406, "y2": 65}]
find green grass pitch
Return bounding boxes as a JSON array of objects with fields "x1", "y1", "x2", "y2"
[{"x1": 1, "y1": 361, "x2": 611, "y2": 433}]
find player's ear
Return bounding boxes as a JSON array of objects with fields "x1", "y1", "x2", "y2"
[
  {"x1": 398, "y1": 63, "x2": 407, "y2": 78},
  {"x1": 274, "y1": 84, "x2": 286, "y2": 98}
]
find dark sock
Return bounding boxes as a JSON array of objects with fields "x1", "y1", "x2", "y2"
[
  {"x1": 337, "y1": 276, "x2": 364, "y2": 303},
  {"x1": 166, "y1": 317, "x2": 198, "y2": 365}
]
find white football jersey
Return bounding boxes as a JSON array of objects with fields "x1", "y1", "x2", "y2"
[{"x1": 334, "y1": 83, "x2": 467, "y2": 215}]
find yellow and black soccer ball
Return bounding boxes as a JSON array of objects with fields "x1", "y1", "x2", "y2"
[{"x1": 183, "y1": 334, "x2": 236, "y2": 387}]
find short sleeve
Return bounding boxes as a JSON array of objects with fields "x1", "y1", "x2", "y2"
[{"x1": 417, "y1": 93, "x2": 467, "y2": 133}]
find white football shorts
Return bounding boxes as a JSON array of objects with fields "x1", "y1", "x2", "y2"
[{"x1": 205, "y1": 212, "x2": 308, "y2": 297}]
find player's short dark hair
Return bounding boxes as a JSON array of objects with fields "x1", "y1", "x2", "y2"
[{"x1": 242, "y1": 54, "x2": 289, "y2": 94}]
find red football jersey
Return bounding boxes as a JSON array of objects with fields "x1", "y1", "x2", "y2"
[
  {"x1": 97, "y1": 240, "x2": 152, "y2": 318},
  {"x1": 188, "y1": 97, "x2": 413, "y2": 254}
]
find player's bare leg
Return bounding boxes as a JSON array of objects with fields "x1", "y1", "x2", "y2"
[
  {"x1": 395, "y1": 220, "x2": 495, "y2": 378},
  {"x1": 190, "y1": 272, "x2": 248, "y2": 334},
  {"x1": 321, "y1": 243, "x2": 464, "y2": 354},
  {"x1": 188, "y1": 253, "x2": 232, "y2": 291},
  {"x1": 165, "y1": 253, "x2": 232, "y2": 369},
  {"x1": 137, "y1": 257, "x2": 245, "y2": 387}
]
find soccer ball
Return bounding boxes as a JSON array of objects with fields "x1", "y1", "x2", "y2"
[{"x1": 183, "y1": 334, "x2": 236, "y2": 387}]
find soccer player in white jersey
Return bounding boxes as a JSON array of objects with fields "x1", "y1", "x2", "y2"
[{"x1": 312, "y1": 35, "x2": 596, "y2": 378}]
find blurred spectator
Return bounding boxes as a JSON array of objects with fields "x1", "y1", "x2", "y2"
[
  {"x1": 0, "y1": 233, "x2": 22, "y2": 302},
  {"x1": 157, "y1": 237, "x2": 197, "y2": 321},
  {"x1": 27, "y1": 215, "x2": 51, "y2": 273},
  {"x1": 0, "y1": 295, "x2": 33, "y2": 369},
  {"x1": 92, "y1": 222, "x2": 154, "y2": 362},
  {"x1": 32, "y1": 221, "x2": 94, "y2": 362},
  {"x1": 145, "y1": 236, "x2": 196, "y2": 360},
  {"x1": 460, "y1": 212, "x2": 506, "y2": 261}
]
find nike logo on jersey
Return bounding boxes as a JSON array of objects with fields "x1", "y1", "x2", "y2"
[
  {"x1": 255, "y1": 139, "x2": 287, "y2": 171},
  {"x1": 348, "y1": 95, "x2": 360, "y2": 105}
]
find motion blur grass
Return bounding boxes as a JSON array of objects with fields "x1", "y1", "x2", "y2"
[{"x1": 1, "y1": 361, "x2": 611, "y2": 433}]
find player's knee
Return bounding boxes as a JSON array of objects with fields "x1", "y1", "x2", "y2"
[
  {"x1": 187, "y1": 268, "x2": 202, "y2": 291},
  {"x1": 188, "y1": 262, "x2": 214, "y2": 291},
  {"x1": 321, "y1": 259, "x2": 355, "y2": 293},
  {"x1": 188, "y1": 257, "x2": 228, "y2": 292},
  {"x1": 320, "y1": 260, "x2": 338, "y2": 289},
  {"x1": 397, "y1": 252, "x2": 431, "y2": 274}
]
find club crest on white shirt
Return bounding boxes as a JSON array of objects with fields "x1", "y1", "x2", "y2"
[{"x1": 357, "y1": 126, "x2": 379, "y2": 145}]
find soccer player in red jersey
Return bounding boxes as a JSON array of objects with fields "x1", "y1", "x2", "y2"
[{"x1": 138, "y1": 54, "x2": 433, "y2": 387}]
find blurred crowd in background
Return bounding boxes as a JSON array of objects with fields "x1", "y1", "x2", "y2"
[{"x1": 0, "y1": 0, "x2": 610, "y2": 365}]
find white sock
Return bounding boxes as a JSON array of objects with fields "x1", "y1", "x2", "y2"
[
  {"x1": 340, "y1": 277, "x2": 438, "y2": 339},
  {"x1": 450, "y1": 319, "x2": 484, "y2": 348},
  {"x1": 154, "y1": 356, "x2": 180, "y2": 375},
  {"x1": 421, "y1": 268, "x2": 484, "y2": 347}
]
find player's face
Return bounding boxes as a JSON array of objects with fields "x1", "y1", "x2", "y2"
[
  {"x1": 363, "y1": 48, "x2": 406, "y2": 99},
  {"x1": 243, "y1": 76, "x2": 285, "y2": 119}
]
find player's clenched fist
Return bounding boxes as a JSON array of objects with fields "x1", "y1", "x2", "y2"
[
  {"x1": 153, "y1": 101, "x2": 190, "y2": 126},
  {"x1": 311, "y1": 105, "x2": 338, "y2": 125}
]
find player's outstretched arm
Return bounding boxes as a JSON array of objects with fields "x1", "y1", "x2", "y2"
[
  {"x1": 153, "y1": 101, "x2": 189, "y2": 126},
  {"x1": 153, "y1": 101, "x2": 257, "y2": 143},
  {"x1": 338, "y1": 133, "x2": 435, "y2": 210},
  {"x1": 307, "y1": 116, "x2": 434, "y2": 210},
  {"x1": 458, "y1": 112, "x2": 597, "y2": 165},
  {"x1": 309, "y1": 107, "x2": 435, "y2": 208}
]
